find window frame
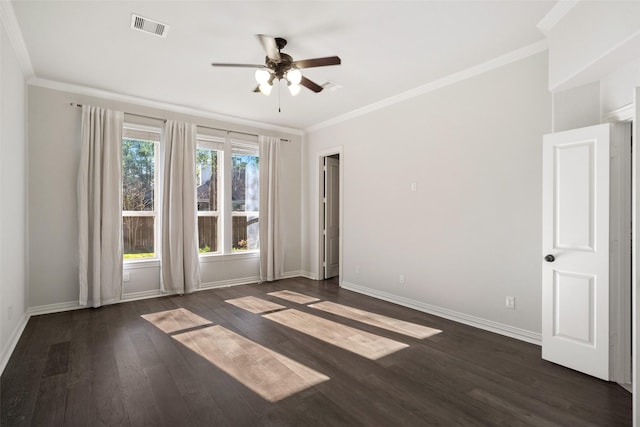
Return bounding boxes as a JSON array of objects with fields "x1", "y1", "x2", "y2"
[
  {"x1": 195, "y1": 136, "x2": 224, "y2": 256},
  {"x1": 122, "y1": 123, "x2": 161, "y2": 263},
  {"x1": 195, "y1": 134, "x2": 260, "y2": 257},
  {"x1": 229, "y1": 140, "x2": 260, "y2": 253}
]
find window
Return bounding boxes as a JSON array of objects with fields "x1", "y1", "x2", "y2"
[
  {"x1": 196, "y1": 138, "x2": 222, "y2": 254},
  {"x1": 196, "y1": 137, "x2": 259, "y2": 255},
  {"x1": 231, "y1": 143, "x2": 259, "y2": 252},
  {"x1": 122, "y1": 126, "x2": 160, "y2": 260}
]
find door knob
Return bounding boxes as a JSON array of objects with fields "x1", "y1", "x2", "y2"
[{"x1": 544, "y1": 254, "x2": 555, "y2": 262}]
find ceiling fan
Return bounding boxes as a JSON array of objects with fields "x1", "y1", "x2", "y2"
[{"x1": 211, "y1": 34, "x2": 341, "y2": 96}]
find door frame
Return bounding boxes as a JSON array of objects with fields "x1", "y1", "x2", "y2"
[
  {"x1": 316, "y1": 146, "x2": 343, "y2": 283},
  {"x1": 604, "y1": 102, "x2": 636, "y2": 421}
]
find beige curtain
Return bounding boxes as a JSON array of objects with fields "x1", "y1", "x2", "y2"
[
  {"x1": 259, "y1": 135, "x2": 283, "y2": 281},
  {"x1": 161, "y1": 120, "x2": 200, "y2": 294},
  {"x1": 77, "y1": 105, "x2": 124, "y2": 307}
]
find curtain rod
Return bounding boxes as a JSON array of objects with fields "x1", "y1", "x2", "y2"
[{"x1": 69, "y1": 103, "x2": 290, "y2": 142}]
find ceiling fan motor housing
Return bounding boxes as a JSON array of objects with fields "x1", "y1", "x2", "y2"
[{"x1": 267, "y1": 52, "x2": 294, "y2": 79}]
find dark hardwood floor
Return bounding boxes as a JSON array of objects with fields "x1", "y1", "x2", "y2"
[{"x1": 1, "y1": 277, "x2": 632, "y2": 426}]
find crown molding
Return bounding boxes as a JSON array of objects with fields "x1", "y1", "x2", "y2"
[
  {"x1": 604, "y1": 103, "x2": 634, "y2": 123},
  {"x1": 536, "y1": 1, "x2": 580, "y2": 36},
  {"x1": 306, "y1": 39, "x2": 549, "y2": 133},
  {"x1": 0, "y1": 0, "x2": 34, "y2": 78},
  {"x1": 28, "y1": 77, "x2": 305, "y2": 136}
]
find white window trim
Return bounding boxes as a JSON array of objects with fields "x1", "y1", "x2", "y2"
[
  {"x1": 122, "y1": 123, "x2": 161, "y2": 263},
  {"x1": 196, "y1": 136, "x2": 224, "y2": 256},
  {"x1": 196, "y1": 135, "x2": 260, "y2": 256}
]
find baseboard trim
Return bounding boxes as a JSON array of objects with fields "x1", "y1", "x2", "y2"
[
  {"x1": 199, "y1": 276, "x2": 261, "y2": 290},
  {"x1": 279, "y1": 270, "x2": 305, "y2": 279},
  {"x1": 299, "y1": 271, "x2": 318, "y2": 280},
  {"x1": 341, "y1": 281, "x2": 541, "y2": 345},
  {"x1": 0, "y1": 311, "x2": 30, "y2": 375},
  {"x1": 121, "y1": 289, "x2": 164, "y2": 302},
  {"x1": 28, "y1": 301, "x2": 82, "y2": 316},
  {"x1": 619, "y1": 382, "x2": 632, "y2": 393}
]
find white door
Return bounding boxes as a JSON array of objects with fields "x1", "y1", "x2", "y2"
[
  {"x1": 324, "y1": 156, "x2": 340, "y2": 279},
  {"x1": 542, "y1": 123, "x2": 611, "y2": 381}
]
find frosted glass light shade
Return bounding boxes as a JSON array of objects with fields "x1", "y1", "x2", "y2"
[
  {"x1": 255, "y1": 69, "x2": 270, "y2": 84},
  {"x1": 288, "y1": 83, "x2": 301, "y2": 96},
  {"x1": 287, "y1": 69, "x2": 302, "y2": 85},
  {"x1": 259, "y1": 83, "x2": 273, "y2": 96}
]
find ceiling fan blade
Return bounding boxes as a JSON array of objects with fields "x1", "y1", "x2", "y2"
[
  {"x1": 211, "y1": 63, "x2": 265, "y2": 68},
  {"x1": 300, "y1": 76, "x2": 324, "y2": 93},
  {"x1": 293, "y1": 56, "x2": 341, "y2": 69},
  {"x1": 256, "y1": 34, "x2": 281, "y2": 63}
]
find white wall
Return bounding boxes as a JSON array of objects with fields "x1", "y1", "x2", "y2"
[
  {"x1": 0, "y1": 21, "x2": 28, "y2": 370},
  {"x1": 27, "y1": 85, "x2": 302, "y2": 310},
  {"x1": 547, "y1": 1, "x2": 640, "y2": 92},
  {"x1": 552, "y1": 81, "x2": 600, "y2": 133},
  {"x1": 304, "y1": 52, "x2": 550, "y2": 337}
]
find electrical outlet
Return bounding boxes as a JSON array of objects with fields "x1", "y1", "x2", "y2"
[
  {"x1": 8, "y1": 305, "x2": 14, "y2": 320},
  {"x1": 399, "y1": 274, "x2": 405, "y2": 284},
  {"x1": 410, "y1": 182, "x2": 417, "y2": 192},
  {"x1": 355, "y1": 265, "x2": 360, "y2": 274},
  {"x1": 123, "y1": 272, "x2": 130, "y2": 282},
  {"x1": 505, "y1": 296, "x2": 515, "y2": 310}
]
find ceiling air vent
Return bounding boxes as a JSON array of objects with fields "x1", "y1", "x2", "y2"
[{"x1": 130, "y1": 13, "x2": 169, "y2": 37}]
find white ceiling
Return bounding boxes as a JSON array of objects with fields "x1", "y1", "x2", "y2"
[{"x1": 12, "y1": 1, "x2": 555, "y2": 130}]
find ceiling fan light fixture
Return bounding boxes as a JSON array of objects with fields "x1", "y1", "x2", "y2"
[
  {"x1": 286, "y1": 68, "x2": 302, "y2": 85},
  {"x1": 255, "y1": 68, "x2": 270, "y2": 84},
  {"x1": 259, "y1": 82, "x2": 273, "y2": 96},
  {"x1": 288, "y1": 83, "x2": 301, "y2": 97}
]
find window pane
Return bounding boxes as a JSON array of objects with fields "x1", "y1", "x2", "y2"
[
  {"x1": 196, "y1": 149, "x2": 218, "y2": 212},
  {"x1": 123, "y1": 216, "x2": 155, "y2": 258},
  {"x1": 232, "y1": 214, "x2": 259, "y2": 251},
  {"x1": 232, "y1": 154, "x2": 259, "y2": 212},
  {"x1": 123, "y1": 139, "x2": 155, "y2": 211},
  {"x1": 198, "y1": 216, "x2": 218, "y2": 253}
]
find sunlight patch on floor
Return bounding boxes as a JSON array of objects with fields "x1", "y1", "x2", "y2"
[
  {"x1": 267, "y1": 290, "x2": 320, "y2": 304},
  {"x1": 141, "y1": 308, "x2": 212, "y2": 333},
  {"x1": 309, "y1": 301, "x2": 442, "y2": 339},
  {"x1": 263, "y1": 309, "x2": 409, "y2": 360},
  {"x1": 225, "y1": 296, "x2": 286, "y2": 314},
  {"x1": 173, "y1": 325, "x2": 329, "y2": 402}
]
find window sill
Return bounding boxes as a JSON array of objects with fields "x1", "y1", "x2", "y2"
[
  {"x1": 124, "y1": 258, "x2": 160, "y2": 269},
  {"x1": 199, "y1": 251, "x2": 260, "y2": 263}
]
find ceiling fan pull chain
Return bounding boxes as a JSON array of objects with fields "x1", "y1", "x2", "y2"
[{"x1": 278, "y1": 82, "x2": 282, "y2": 113}]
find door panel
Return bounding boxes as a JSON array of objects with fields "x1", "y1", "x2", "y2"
[
  {"x1": 554, "y1": 141, "x2": 595, "y2": 250},
  {"x1": 542, "y1": 123, "x2": 610, "y2": 381}
]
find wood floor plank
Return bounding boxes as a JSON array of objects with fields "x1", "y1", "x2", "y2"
[
  {"x1": 111, "y1": 328, "x2": 164, "y2": 427},
  {"x1": 173, "y1": 325, "x2": 329, "y2": 402},
  {"x1": 309, "y1": 300, "x2": 442, "y2": 338},
  {"x1": 143, "y1": 363, "x2": 195, "y2": 426},
  {"x1": 42, "y1": 341, "x2": 70, "y2": 377},
  {"x1": 30, "y1": 373, "x2": 67, "y2": 427},
  {"x1": 264, "y1": 308, "x2": 409, "y2": 360},
  {"x1": 225, "y1": 295, "x2": 286, "y2": 314},
  {"x1": 141, "y1": 307, "x2": 212, "y2": 334},
  {"x1": 267, "y1": 290, "x2": 320, "y2": 304}
]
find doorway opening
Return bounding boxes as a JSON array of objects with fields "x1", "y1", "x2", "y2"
[
  {"x1": 610, "y1": 121, "x2": 632, "y2": 388},
  {"x1": 317, "y1": 148, "x2": 342, "y2": 283},
  {"x1": 323, "y1": 154, "x2": 340, "y2": 279}
]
